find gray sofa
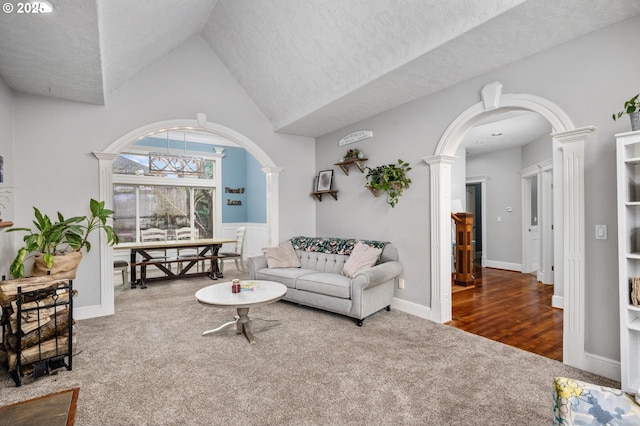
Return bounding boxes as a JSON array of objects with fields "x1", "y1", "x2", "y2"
[{"x1": 247, "y1": 236, "x2": 403, "y2": 326}]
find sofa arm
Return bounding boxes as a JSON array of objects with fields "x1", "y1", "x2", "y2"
[
  {"x1": 351, "y1": 261, "x2": 403, "y2": 291},
  {"x1": 247, "y1": 255, "x2": 268, "y2": 280}
]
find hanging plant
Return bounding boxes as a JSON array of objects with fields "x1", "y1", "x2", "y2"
[{"x1": 365, "y1": 159, "x2": 412, "y2": 207}]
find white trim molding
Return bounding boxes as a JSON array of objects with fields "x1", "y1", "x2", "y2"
[
  {"x1": 425, "y1": 81, "x2": 595, "y2": 374},
  {"x1": 554, "y1": 126, "x2": 595, "y2": 369},
  {"x1": 89, "y1": 113, "x2": 279, "y2": 320}
]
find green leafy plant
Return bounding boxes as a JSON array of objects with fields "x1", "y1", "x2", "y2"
[
  {"x1": 344, "y1": 148, "x2": 361, "y2": 160},
  {"x1": 612, "y1": 94, "x2": 640, "y2": 121},
  {"x1": 7, "y1": 199, "x2": 119, "y2": 278},
  {"x1": 365, "y1": 159, "x2": 412, "y2": 208}
]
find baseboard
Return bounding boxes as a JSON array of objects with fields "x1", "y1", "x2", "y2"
[
  {"x1": 74, "y1": 304, "x2": 113, "y2": 320},
  {"x1": 484, "y1": 260, "x2": 522, "y2": 272},
  {"x1": 583, "y1": 352, "x2": 621, "y2": 382},
  {"x1": 391, "y1": 297, "x2": 431, "y2": 320},
  {"x1": 552, "y1": 295, "x2": 564, "y2": 309}
]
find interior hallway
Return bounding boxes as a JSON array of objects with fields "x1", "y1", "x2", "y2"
[{"x1": 446, "y1": 266, "x2": 563, "y2": 362}]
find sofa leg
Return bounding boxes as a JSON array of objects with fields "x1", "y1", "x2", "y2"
[
  {"x1": 386, "y1": 305, "x2": 391, "y2": 311},
  {"x1": 356, "y1": 319, "x2": 363, "y2": 327}
]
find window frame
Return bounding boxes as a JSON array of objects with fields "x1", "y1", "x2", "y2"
[{"x1": 113, "y1": 148, "x2": 221, "y2": 243}]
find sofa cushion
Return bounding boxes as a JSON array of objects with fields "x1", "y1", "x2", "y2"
[
  {"x1": 296, "y1": 272, "x2": 351, "y2": 299},
  {"x1": 342, "y1": 242, "x2": 382, "y2": 278},
  {"x1": 262, "y1": 242, "x2": 301, "y2": 268},
  {"x1": 255, "y1": 268, "x2": 317, "y2": 289}
]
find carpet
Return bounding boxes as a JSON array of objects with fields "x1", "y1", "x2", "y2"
[
  {"x1": 0, "y1": 388, "x2": 78, "y2": 426},
  {"x1": 0, "y1": 269, "x2": 620, "y2": 425}
]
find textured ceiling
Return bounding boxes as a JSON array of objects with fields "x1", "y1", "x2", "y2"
[
  {"x1": 0, "y1": 0, "x2": 639, "y2": 137},
  {"x1": 461, "y1": 111, "x2": 551, "y2": 157}
]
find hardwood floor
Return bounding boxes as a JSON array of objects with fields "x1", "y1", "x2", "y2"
[{"x1": 446, "y1": 266, "x2": 563, "y2": 361}]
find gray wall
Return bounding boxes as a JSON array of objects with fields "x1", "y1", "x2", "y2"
[
  {"x1": 521, "y1": 133, "x2": 552, "y2": 169},
  {"x1": 0, "y1": 77, "x2": 14, "y2": 274},
  {"x1": 315, "y1": 16, "x2": 640, "y2": 362},
  {"x1": 466, "y1": 147, "x2": 522, "y2": 267},
  {"x1": 5, "y1": 36, "x2": 316, "y2": 309}
]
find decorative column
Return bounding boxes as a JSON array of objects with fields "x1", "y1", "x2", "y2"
[
  {"x1": 552, "y1": 126, "x2": 594, "y2": 369},
  {"x1": 423, "y1": 155, "x2": 457, "y2": 323},
  {"x1": 262, "y1": 167, "x2": 283, "y2": 247},
  {"x1": 91, "y1": 151, "x2": 118, "y2": 318}
]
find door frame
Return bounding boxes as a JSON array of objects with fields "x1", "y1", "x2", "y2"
[{"x1": 520, "y1": 159, "x2": 552, "y2": 279}]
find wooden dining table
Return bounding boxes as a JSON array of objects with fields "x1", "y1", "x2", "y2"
[{"x1": 114, "y1": 238, "x2": 236, "y2": 289}]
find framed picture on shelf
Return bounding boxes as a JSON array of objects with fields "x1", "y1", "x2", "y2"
[{"x1": 317, "y1": 170, "x2": 333, "y2": 192}]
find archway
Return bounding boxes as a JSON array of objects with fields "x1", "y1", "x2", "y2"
[
  {"x1": 424, "y1": 82, "x2": 595, "y2": 371},
  {"x1": 92, "y1": 112, "x2": 282, "y2": 318}
]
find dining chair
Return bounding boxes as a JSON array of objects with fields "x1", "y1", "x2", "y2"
[
  {"x1": 113, "y1": 260, "x2": 129, "y2": 286},
  {"x1": 218, "y1": 226, "x2": 246, "y2": 274},
  {"x1": 140, "y1": 228, "x2": 169, "y2": 271},
  {"x1": 175, "y1": 227, "x2": 201, "y2": 272}
]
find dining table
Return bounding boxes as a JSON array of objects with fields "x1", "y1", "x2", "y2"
[{"x1": 114, "y1": 238, "x2": 236, "y2": 289}]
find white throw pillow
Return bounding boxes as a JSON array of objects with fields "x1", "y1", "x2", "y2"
[
  {"x1": 262, "y1": 242, "x2": 301, "y2": 268},
  {"x1": 342, "y1": 242, "x2": 382, "y2": 278}
]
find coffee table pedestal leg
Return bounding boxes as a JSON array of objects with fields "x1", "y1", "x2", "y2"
[
  {"x1": 202, "y1": 320, "x2": 236, "y2": 336},
  {"x1": 202, "y1": 308, "x2": 281, "y2": 343},
  {"x1": 235, "y1": 307, "x2": 255, "y2": 343}
]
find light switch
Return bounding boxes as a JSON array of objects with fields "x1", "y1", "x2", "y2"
[{"x1": 595, "y1": 225, "x2": 607, "y2": 240}]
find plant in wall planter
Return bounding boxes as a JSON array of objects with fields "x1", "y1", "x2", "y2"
[
  {"x1": 8, "y1": 199, "x2": 119, "y2": 278},
  {"x1": 612, "y1": 93, "x2": 640, "y2": 131},
  {"x1": 365, "y1": 159, "x2": 412, "y2": 208},
  {"x1": 344, "y1": 148, "x2": 364, "y2": 161}
]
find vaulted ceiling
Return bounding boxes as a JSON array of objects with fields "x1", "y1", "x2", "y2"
[{"x1": 1, "y1": 0, "x2": 639, "y2": 138}]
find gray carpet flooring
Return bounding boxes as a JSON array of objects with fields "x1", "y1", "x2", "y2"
[{"x1": 0, "y1": 268, "x2": 619, "y2": 425}]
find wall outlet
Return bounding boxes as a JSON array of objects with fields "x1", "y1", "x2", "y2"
[{"x1": 398, "y1": 278, "x2": 405, "y2": 289}]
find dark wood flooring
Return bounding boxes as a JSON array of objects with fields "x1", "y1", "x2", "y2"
[{"x1": 446, "y1": 266, "x2": 563, "y2": 361}]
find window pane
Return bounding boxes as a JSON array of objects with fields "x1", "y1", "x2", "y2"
[
  {"x1": 113, "y1": 153, "x2": 214, "y2": 179},
  {"x1": 139, "y1": 186, "x2": 190, "y2": 238},
  {"x1": 529, "y1": 176, "x2": 538, "y2": 226},
  {"x1": 113, "y1": 185, "x2": 137, "y2": 243},
  {"x1": 113, "y1": 153, "x2": 148, "y2": 176},
  {"x1": 194, "y1": 188, "x2": 214, "y2": 238}
]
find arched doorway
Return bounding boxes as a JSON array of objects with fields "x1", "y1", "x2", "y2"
[
  {"x1": 92, "y1": 112, "x2": 282, "y2": 318},
  {"x1": 424, "y1": 82, "x2": 595, "y2": 371}
]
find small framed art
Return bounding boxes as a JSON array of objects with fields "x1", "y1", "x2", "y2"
[{"x1": 317, "y1": 170, "x2": 333, "y2": 192}]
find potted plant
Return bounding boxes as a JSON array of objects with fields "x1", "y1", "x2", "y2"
[
  {"x1": 344, "y1": 148, "x2": 363, "y2": 161},
  {"x1": 365, "y1": 159, "x2": 412, "y2": 207},
  {"x1": 8, "y1": 199, "x2": 119, "y2": 278},
  {"x1": 612, "y1": 94, "x2": 640, "y2": 131}
]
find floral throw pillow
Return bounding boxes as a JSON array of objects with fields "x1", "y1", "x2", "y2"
[{"x1": 262, "y1": 242, "x2": 301, "y2": 268}]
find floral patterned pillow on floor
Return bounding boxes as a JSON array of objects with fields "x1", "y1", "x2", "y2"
[{"x1": 553, "y1": 376, "x2": 640, "y2": 425}]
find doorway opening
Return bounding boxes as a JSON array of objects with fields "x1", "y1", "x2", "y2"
[
  {"x1": 91, "y1": 113, "x2": 282, "y2": 319},
  {"x1": 424, "y1": 81, "x2": 595, "y2": 371}
]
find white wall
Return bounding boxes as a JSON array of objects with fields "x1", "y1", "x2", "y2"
[
  {"x1": 315, "y1": 15, "x2": 640, "y2": 363},
  {"x1": 9, "y1": 36, "x2": 316, "y2": 309}
]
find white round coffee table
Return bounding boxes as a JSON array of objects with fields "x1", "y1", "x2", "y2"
[{"x1": 195, "y1": 280, "x2": 287, "y2": 343}]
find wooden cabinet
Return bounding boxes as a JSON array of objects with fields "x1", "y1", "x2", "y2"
[
  {"x1": 616, "y1": 130, "x2": 640, "y2": 393},
  {"x1": 452, "y1": 212, "x2": 474, "y2": 286}
]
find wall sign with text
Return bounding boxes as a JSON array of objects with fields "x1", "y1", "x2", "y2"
[{"x1": 338, "y1": 130, "x2": 373, "y2": 147}]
